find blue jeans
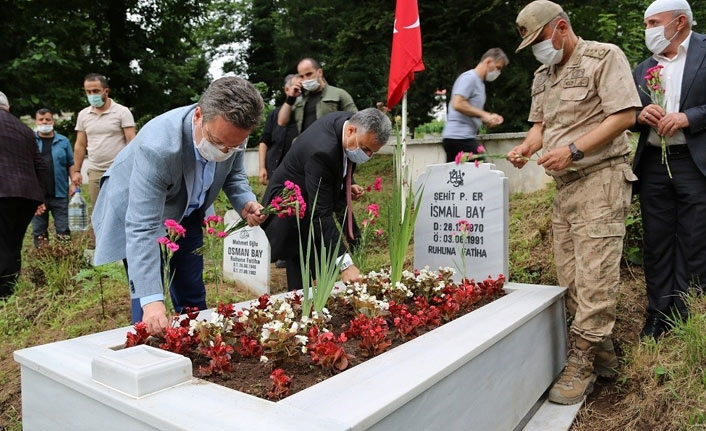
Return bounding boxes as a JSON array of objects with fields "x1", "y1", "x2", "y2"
[
  {"x1": 31, "y1": 196, "x2": 70, "y2": 247},
  {"x1": 128, "y1": 209, "x2": 208, "y2": 323}
]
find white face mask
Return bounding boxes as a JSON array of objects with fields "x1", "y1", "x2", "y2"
[
  {"x1": 645, "y1": 17, "x2": 680, "y2": 55},
  {"x1": 485, "y1": 68, "x2": 501, "y2": 82},
  {"x1": 195, "y1": 120, "x2": 245, "y2": 162},
  {"x1": 37, "y1": 124, "x2": 54, "y2": 134},
  {"x1": 344, "y1": 127, "x2": 372, "y2": 164},
  {"x1": 301, "y1": 78, "x2": 320, "y2": 92},
  {"x1": 532, "y1": 26, "x2": 565, "y2": 66}
]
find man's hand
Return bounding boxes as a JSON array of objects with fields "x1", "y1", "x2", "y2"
[
  {"x1": 258, "y1": 168, "x2": 268, "y2": 185},
  {"x1": 341, "y1": 265, "x2": 361, "y2": 284},
  {"x1": 70, "y1": 171, "x2": 83, "y2": 187},
  {"x1": 286, "y1": 81, "x2": 302, "y2": 98},
  {"x1": 35, "y1": 203, "x2": 46, "y2": 216},
  {"x1": 637, "y1": 104, "x2": 665, "y2": 128},
  {"x1": 351, "y1": 184, "x2": 364, "y2": 201},
  {"x1": 483, "y1": 113, "x2": 504, "y2": 128},
  {"x1": 508, "y1": 142, "x2": 532, "y2": 169},
  {"x1": 657, "y1": 112, "x2": 689, "y2": 138},
  {"x1": 241, "y1": 201, "x2": 267, "y2": 226},
  {"x1": 142, "y1": 301, "x2": 170, "y2": 336},
  {"x1": 538, "y1": 146, "x2": 573, "y2": 171}
]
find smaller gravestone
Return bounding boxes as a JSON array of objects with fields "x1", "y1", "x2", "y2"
[
  {"x1": 414, "y1": 162, "x2": 508, "y2": 282},
  {"x1": 222, "y1": 210, "x2": 270, "y2": 296}
]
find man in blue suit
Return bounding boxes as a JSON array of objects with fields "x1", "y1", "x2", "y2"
[
  {"x1": 92, "y1": 77, "x2": 266, "y2": 334},
  {"x1": 632, "y1": 0, "x2": 706, "y2": 338}
]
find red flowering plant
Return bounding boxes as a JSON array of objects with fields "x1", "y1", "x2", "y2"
[
  {"x1": 125, "y1": 321, "x2": 150, "y2": 347},
  {"x1": 199, "y1": 335, "x2": 234, "y2": 376},
  {"x1": 642, "y1": 64, "x2": 671, "y2": 178},
  {"x1": 306, "y1": 326, "x2": 353, "y2": 372},
  {"x1": 267, "y1": 368, "x2": 292, "y2": 400},
  {"x1": 157, "y1": 219, "x2": 186, "y2": 313}
]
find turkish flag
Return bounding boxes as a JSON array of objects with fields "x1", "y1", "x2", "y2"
[{"x1": 386, "y1": 0, "x2": 424, "y2": 109}]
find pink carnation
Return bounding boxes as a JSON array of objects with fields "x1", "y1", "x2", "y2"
[
  {"x1": 167, "y1": 242, "x2": 179, "y2": 252},
  {"x1": 375, "y1": 228, "x2": 384, "y2": 236},
  {"x1": 157, "y1": 236, "x2": 170, "y2": 245},
  {"x1": 206, "y1": 227, "x2": 216, "y2": 235},
  {"x1": 217, "y1": 231, "x2": 227, "y2": 238},
  {"x1": 474, "y1": 159, "x2": 480, "y2": 168},
  {"x1": 373, "y1": 177, "x2": 382, "y2": 192},
  {"x1": 367, "y1": 203, "x2": 380, "y2": 218},
  {"x1": 454, "y1": 151, "x2": 464, "y2": 165},
  {"x1": 362, "y1": 219, "x2": 370, "y2": 227},
  {"x1": 284, "y1": 180, "x2": 295, "y2": 190},
  {"x1": 174, "y1": 225, "x2": 186, "y2": 236},
  {"x1": 164, "y1": 219, "x2": 178, "y2": 228}
]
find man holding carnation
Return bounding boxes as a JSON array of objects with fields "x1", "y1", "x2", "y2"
[
  {"x1": 92, "y1": 77, "x2": 267, "y2": 334},
  {"x1": 631, "y1": 0, "x2": 706, "y2": 339},
  {"x1": 262, "y1": 108, "x2": 391, "y2": 292}
]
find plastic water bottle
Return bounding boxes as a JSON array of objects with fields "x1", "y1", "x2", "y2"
[{"x1": 69, "y1": 188, "x2": 89, "y2": 231}]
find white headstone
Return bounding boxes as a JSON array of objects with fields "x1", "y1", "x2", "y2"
[
  {"x1": 414, "y1": 162, "x2": 509, "y2": 282},
  {"x1": 222, "y1": 210, "x2": 270, "y2": 296}
]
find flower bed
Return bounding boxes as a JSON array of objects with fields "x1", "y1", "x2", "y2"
[{"x1": 126, "y1": 268, "x2": 505, "y2": 400}]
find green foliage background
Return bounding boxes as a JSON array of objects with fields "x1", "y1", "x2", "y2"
[{"x1": 1, "y1": 0, "x2": 704, "y2": 136}]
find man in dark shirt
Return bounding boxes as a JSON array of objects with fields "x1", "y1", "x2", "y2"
[
  {"x1": 32, "y1": 108, "x2": 81, "y2": 247},
  {"x1": 0, "y1": 92, "x2": 48, "y2": 299},
  {"x1": 258, "y1": 74, "x2": 301, "y2": 185},
  {"x1": 276, "y1": 58, "x2": 358, "y2": 133}
]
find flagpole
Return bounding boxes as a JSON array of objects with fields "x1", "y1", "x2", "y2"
[{"x1": 400, "y1": 91, "x2": 408, "y2": 213}]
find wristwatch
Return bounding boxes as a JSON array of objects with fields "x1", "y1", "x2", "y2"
[{"x1": 568, "y1": 143, "x2": 584, "y2": 162}]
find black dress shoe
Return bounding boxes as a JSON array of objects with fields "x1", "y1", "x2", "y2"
[{"x1": 640, "y1": 315, "x2": 667, "y2": 339}]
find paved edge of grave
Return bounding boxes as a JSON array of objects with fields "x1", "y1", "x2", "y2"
[{"x1": 519, "y1": 396, "x2": 584, "y2": 431}]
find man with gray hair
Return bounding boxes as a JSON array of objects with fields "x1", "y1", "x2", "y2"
[
  {"x1": 441, "y1": 48, "x2": 508, "y2": 162},
  {"x1": 92, "y1": 77, "x2": 266, "y2": 334},
  {"x1": 631, "y1": 0, "x2": 706, "y2": 339},
  {"x1": 262, "y1": 109, "x2": 392, "y2": 291}
]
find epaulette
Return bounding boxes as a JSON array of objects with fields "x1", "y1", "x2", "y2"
[{"x1": 583, "y1": 46, "x2": 610, "y2": 60}]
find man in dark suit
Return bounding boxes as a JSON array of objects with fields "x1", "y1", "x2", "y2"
[
  {"x1": 262, "y1": 108, "x2": 392, "y2": 291},
  {"x1": 0, "y1": 91, "x2": 48, "y2": 299},
  {"x1": 632, "y1": 0, "x2": 706, "y2": 338}
]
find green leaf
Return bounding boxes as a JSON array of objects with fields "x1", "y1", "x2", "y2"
[{"x1": 654, "y1": 364, "x2": 667, "y2": 376}]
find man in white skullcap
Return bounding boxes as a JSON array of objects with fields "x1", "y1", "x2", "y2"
[{"x1": 631, "y1": 0, "x2": 706, "y2": 338}]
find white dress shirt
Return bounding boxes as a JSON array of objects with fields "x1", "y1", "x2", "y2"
[{"x1": 648, "y1": 31, "x2": 691, "y2": 146}]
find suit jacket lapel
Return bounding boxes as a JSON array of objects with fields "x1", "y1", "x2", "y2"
[
  {"x1": 182, "y1": 110, "x2": 196, "y2": 213},
  {"x1": 680, "y1": 33, "x2": 706, "y2": 109}
]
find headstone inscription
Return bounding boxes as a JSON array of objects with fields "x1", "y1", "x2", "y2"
[
  {"x1": 414, "y1": 162, "x2": 509, "y2": 282},
  {"x1": 222, "y1": 210, "x2": 271, "y2": 296}
]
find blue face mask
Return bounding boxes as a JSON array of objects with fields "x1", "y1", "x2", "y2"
[
  {"x1": 345, "y1": 132, "x2": 371, "y2": 164},
  {"x1": 87, "y1": 94, "x2": 105, "y2": 107}
]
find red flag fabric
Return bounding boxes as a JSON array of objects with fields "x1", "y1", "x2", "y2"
[{"x1": 386, "y1": 0, "x2": 425, "y2": 109}]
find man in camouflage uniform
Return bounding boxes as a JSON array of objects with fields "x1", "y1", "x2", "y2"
[{"x1": 508, "y1": 0, "x2": 641, "y2": 404}]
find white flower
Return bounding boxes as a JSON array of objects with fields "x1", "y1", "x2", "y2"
[
  {"x1": 295, "y1": 335, "x2": 308, "y2": 345},
  {"x1": 259, "y1": 355, "x2": 269, "y2": 363},
  {"x1": 301, "y1": 346, "x2": 308, "y2": 354},
  {"x1": 290, "y1": 322, "x2": 299, "y2": 333}
]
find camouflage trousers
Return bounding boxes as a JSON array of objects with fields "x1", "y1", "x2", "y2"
[{"x1": 552, "y1": 163, "x2": 635, "y2": 343}]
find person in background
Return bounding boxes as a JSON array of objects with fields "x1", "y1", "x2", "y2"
[
  {"x1": 0, "y1": 91, "x2": 47, "y2": 299},
  {"x1": 73, "y1": 73, "x2": 136, "y2": 208},
  {"x1": 277, "y1": 57, "x2": 357, "y2": 133},
  {"x1": 441, "y1": 48, "x2": 507, "y2": 162},
  {"x1": 32, "y1": 108, "x2": 81, "y2": 247},
  {"x1": 508, "y1": 0, "x2": 641, "y2": 405},
  {"x1": 258, "y1": 74, "x2": 301, "y2": 185},
  {"x1": 631, "y1": 0, "x2": 706, "y2": 339}
]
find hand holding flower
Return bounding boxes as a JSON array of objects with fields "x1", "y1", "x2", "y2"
[{"x1": 657, "y1": 112, "x2": 689, "y2": 138}]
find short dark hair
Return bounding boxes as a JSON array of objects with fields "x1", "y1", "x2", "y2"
[
  {"x1": 36, "y1": 108, "x2": 53, "y2": 116},
  {"x1": 199, "y1": 77, "x2": 264, "y2": 130},
  {"x1": 298, "y1": 57, "x2": 321, "y2": 70},
  {"x1": 84, "y1": 73, "x2": 108, "y2": 88}
]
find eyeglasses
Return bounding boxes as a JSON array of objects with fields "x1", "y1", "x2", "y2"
[{"x1": 202, "y1": 122, "x2": 248, "y2": 153}]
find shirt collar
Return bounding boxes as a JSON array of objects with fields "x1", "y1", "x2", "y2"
[{"x1": 653, "y1": 31, "x2": 692, "y2": 62}]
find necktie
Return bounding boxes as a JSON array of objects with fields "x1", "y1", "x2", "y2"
[{"x1": 345, "y1": 160, "x2": 354, "y2": 239}]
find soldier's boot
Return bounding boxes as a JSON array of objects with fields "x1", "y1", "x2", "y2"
[
  {"x1": 594, "y1": 337, "x2": 618, "y2": 378},
  {"x1": 548, "y1": 336, "x2": 598, "y2": 405}
]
